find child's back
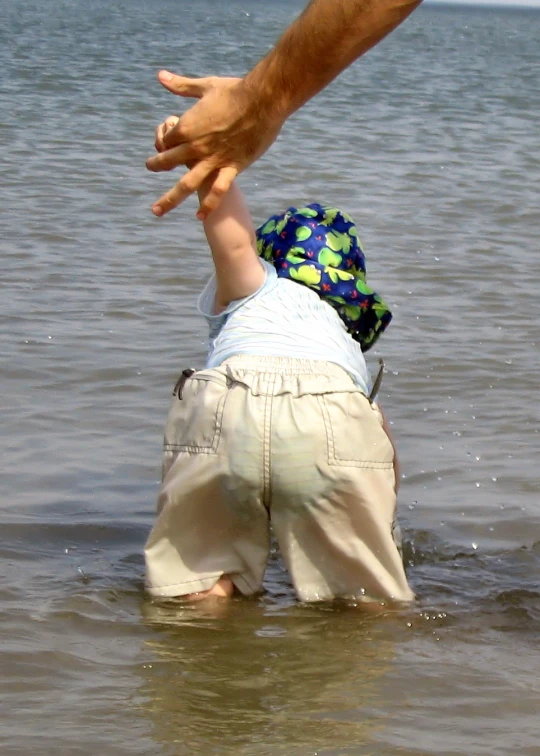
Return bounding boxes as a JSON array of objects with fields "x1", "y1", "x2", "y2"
[{"x1": 200, "y1": 260, "x2": 371, "y2": 391}]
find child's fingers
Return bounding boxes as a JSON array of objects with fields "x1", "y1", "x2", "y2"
[
  {"x1": 155, "y1": 123, "x2": 168, "y2": 152},
  {"x1": 151, "y1": 160, "x2": 216, "y2": 217},
  {"x1": 164, "y1": 115, "x2": 180, "y2": 129},
  {"x1": 155, "y1": 116, "x2": 180, "y2": 152},
  {"x1": 146, "y1": 143, "x2": 198, "y2": 173},
  {"x1": 196, "y1": 166, "x2": 238, "y2": 219},
  {"x1": 161, "y1": 115, "x2": 192, "y2": 151}
]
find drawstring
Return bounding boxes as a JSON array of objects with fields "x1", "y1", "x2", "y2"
[
  {"x1": 369, "y1": 358, "x2": 385, "y2": 403},
  {"x1": 172, "y1": 368, "x2": 196, "y2": 399}
]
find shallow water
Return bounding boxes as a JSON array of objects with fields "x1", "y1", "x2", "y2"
[{"x1": 2, "y1": 0, "x2": 540, "y2": 753}]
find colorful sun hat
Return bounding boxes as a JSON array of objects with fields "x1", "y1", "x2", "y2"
[{"x1": 255, "y1": 203, "x2": 392, "y2": 352}]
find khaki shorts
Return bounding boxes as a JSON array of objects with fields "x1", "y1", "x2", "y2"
[{"x1": 145, "y1": 356, "x2": 414, "y2": 603}]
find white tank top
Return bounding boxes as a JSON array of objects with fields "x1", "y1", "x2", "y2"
[{"x1": 198, "y1": 260, "x2": 372, "y2": 395}]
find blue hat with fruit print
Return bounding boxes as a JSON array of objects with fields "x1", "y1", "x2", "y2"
[{"x1": 255, "y1": 203, "x2": 392, "y2": 352}]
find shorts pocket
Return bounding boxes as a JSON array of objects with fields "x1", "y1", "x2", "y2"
[
  {"x1": 163, "y1": 372, "x2": 228, "y2": 456},
  {"x1": 318, "y1": 392, "x2": 394, "y2": 468}
]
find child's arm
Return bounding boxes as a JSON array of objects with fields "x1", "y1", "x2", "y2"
[
  {"x1": 197, "y1": 176, "x2": 265, "y2": 313},
  {"x1": 155, "y1": 115, "x2": 265, "y2": 314}
]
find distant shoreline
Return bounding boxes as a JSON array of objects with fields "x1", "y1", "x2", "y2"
[{"x1": 424, "y1": 0, "x2": 540, "y2": 10}]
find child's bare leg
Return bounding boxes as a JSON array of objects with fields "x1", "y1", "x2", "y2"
[{"x1": 183, "y1": 576, "x2": 235, "y2": 601}]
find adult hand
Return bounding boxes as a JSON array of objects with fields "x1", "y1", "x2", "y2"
[{"x1": 146, "y1": 71, "x2": 283, "y2": 219}]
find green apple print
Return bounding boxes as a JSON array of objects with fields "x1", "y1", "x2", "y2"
[
  {"x1": 355, "y1": 279, "x2": 372, "y2": 294},
  {"x1": 260, "y1": 219, "x2": 276, "y2": 235},
  {"x1": 287, "y1": 252, "x2": 307, "y2": 265},
  {"x1": 260, "y1": 241, "x2": 274, "y2": 260},
  {"x1": 296, "y1": 226, "x2": 312, "y2": 242},
  {"x1": 343, "y1": 304, "x2": 362, "y2": 320},
  {"x1": 326, "y1": 268, "x2": 354, "y2": 284},
  {"x1": 326, "y1": 230, "x2": 352, "y2": 254},
  {"x1": 289, "y1": 264, "x2": 322, "y2": 287},
  {"x1": 372, "y1": 301, "x2": 389, "y2": 316},
  {"x1": 275, "y1": 216, "x2": 289, "y2": 235},
  {"x1": 319, "y1": 208, "x2": 340, "y2": 227},
  {"x1": 318, "y1": 247, "x2": 343, "y2": 267},
  {"x1": 327, "y1": 295, "x2": 347, "y2": 305},
  {"x1": 297, "y1": 207, "x2": 319, "y2": 218}
]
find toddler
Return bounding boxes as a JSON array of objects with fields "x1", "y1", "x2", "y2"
[{"x1": 145, "y1": 117, "x2": 414, "y2": 605}]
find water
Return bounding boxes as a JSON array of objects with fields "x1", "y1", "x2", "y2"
[{"x1": 2, "y1": 0, "x2": 540, "y2": 753}]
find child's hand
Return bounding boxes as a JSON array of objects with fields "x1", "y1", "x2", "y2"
[
  {"x1": 155, "y1": 115, "x2": 180, "y2": 153},
  {"x1": 155, "y1": 115, "x2": 199, "y2": 172}
]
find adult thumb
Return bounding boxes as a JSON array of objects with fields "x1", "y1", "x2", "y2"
[{"x1": 157, "y1": 70, "x2": 211, "y2": 99}]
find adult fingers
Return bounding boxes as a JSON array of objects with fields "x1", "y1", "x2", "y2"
[
  {"x1": 146, "y1": 142, "x2": 198, "y2": 172},
  {"x1": 151, "y1": 160, "x2": 216, "y2": 217},
  {"x1": 157, "y1": 70, "x2": 213, "y2": 99},
  {"x1": 196, "y1": 166, "x2": 238, "y2": 219}
]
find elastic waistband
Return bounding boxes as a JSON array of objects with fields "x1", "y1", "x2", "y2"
[{"x1": 221, "y1": 354, "x2": 353, "y2": 379}]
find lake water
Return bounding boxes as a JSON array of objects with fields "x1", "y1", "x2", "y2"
[{"x1": 1, "y1": 0, "x2": 540, "y2": 753}]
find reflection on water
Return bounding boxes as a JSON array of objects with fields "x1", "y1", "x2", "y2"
[
  {"x1": 139, "y1": 598, "x2": 396, "y2": 755},
  {"x1": 2, "y1": 512, "x2": 540, "y2": 753}
]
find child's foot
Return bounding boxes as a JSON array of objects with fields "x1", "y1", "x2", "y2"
[{"x1": 185, "y1": 576, "x2": 234, "y2": 601}]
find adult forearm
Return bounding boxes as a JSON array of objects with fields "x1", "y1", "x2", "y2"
[
  {"x1": 244, "y1": 0, "x2": 422, "y2": 119},
  {"x1": 148, "y1": 0, "x2": 422, "y2": 217}
]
